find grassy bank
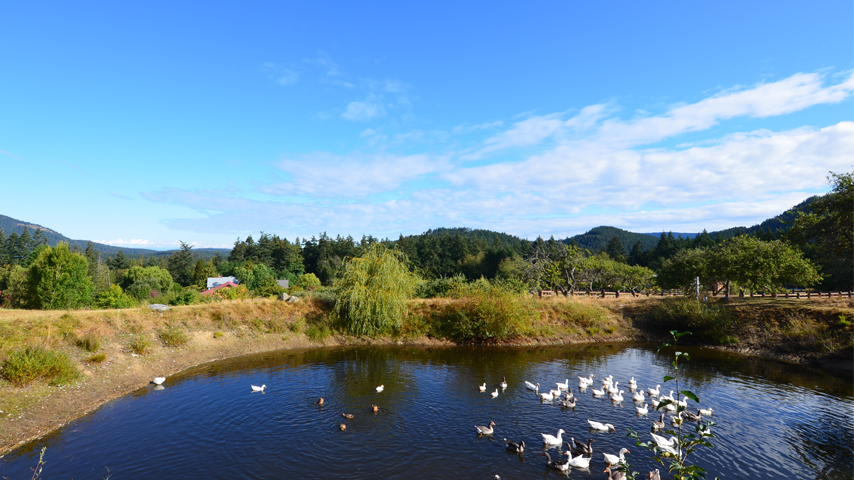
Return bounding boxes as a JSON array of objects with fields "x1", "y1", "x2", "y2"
[
  {"x1": 0, "y1": 295, "x2": 632, "y2": 455},
  {"x1": 1, "y1": 294, "x2": 851, "y2": 455}
]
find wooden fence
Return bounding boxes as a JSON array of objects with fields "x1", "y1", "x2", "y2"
[{"x1": 538, "y1": 290, "x2": 853, "y2": 299}]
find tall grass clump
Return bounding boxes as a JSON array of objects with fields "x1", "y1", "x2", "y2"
[
  {"x1": 334, "y1": 245, "x2": 418, "y2": 336},
  {"x1": 436, "y1": 279, "x2": 537, "y2": 343},
  {"x1": 158, "y1": 325, "x2": 189, "y2": 347},
  {"x1": 75, "y1": 332, "x2": 102, "y2": 352},
  {"x1": 2, "y1": 346, "x2": 81, "y2": 387},
  {"x1": 129, "y1": 336, "x2": 152, "y2": 355},
  {"x1": 645, "y1": 298, "x2": 733, "y2": 343}
]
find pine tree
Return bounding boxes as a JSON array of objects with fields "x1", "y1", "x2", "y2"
[{"x1": 606, "y1": 235, "x2": 626, "y2": 262}]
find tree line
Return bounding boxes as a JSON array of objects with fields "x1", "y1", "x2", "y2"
[{"x1": 1, "y1": 171, "x2": 849, "y2": 309}]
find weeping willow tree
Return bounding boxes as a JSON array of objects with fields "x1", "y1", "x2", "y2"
[{"x1": 334, "y1": 244, "x2": 417, "y2": 336}]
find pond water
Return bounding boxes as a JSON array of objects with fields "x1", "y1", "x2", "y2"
[{"x1": 1, "y1": 343, "x2": 852, "y2": 479}]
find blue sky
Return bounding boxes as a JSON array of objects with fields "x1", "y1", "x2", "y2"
[{"x1": 1, "y1": 1, "x2": 851, "y2": 248}]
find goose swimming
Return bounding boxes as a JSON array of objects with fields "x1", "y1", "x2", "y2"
[
  {"x1": 567, "y1": 450, "x2": 592, "y2": 468},
  {"x1": 375, "y1": 385, "x2": 384, "y2": 392},
  {"x1": 603, "y1": 447, "x2": 630, "y2": 466},
  {"x1": 475, "y1": 421, "x2": 496, "y2": 436},
  {"x1": 569, "y1": 437, "x2": 594, "y2": 455},
  {"x1": 651, "y1": 413, "x2": 665, "y2": 431},
  {"x1": 499, "y1": 376, "x2": 508, "y2": 389},
  {"x1": 504, "y1": 438, "x2": 525, "y2": 453},
  {"x1": 542, "y1": 452, "x2": 570, "y2": 472},
  {"x1": 251, "y1": 384, "x2": 266, "y2": 392},
  {"x1": 479, "y1": 383, "x2": 487, "y2": 392},
  {"x1": 588, "y1": 419, "x2": 615, "y2": 431},
  {"x1": 525, "y1": 381, "x2": 540, "y2": 391},
  {"x1": 541, "y1": 428, "x2": 565, "y2": 445}
]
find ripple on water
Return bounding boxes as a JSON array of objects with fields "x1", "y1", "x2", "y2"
[{"x1": 0, "y1": 344, "x2": 851, "y2": 480}]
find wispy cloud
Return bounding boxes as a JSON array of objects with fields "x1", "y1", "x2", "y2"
[
  {"x1": 0, "y1": 149, "x2": 26, "y2": 162},
  {"x1": 108, "y1": 191, "x2": 132, "y2": 200},
  {"x1": 147, "y1": 71, "x2": 853, "y2": 239},
  {"x1": 341, "y1": 94, "x2": 387, "y2": 121},
  {"x1": 262, "y1": 62, "x2": 301, "y2": 86}
]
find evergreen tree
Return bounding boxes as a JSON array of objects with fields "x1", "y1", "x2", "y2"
[
  {"x1": 627, "y1": 241, "x2": 645, "y2": 266},
  {"x1": 25, "y1": 243, "x2": 93, "y2": 309},
  {"x1": 108, "y1": 250, "x2": 130, "y2": 270},
  {"x1": 606, "y1": 235, "x2": 626, "y2": 263},
  {"x1": 167, "y1": 241, "x2": 195, "y2": 286}
]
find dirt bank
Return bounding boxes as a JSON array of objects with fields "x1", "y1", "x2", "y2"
[{"x1": 1, "y1": 295, "x2": 851, "y2": 457}]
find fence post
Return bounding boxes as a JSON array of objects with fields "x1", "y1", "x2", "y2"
[{"x1": 796, "y1": 291, "x2": 800, "y2": 298}]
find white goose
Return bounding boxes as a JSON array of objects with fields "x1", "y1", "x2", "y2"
[
  {"x1": 499, "y1": 377, "x2": 508, "y2": 389},
  {"x1": 556, "y1": 379, "x2": 569, "y2": 391},
  {"x1": 629, "y1": 376, "x2": 637, "y2": 387},
  {"x1": 541, "y1": 428, "x2": 565, "y2": 445},
  {"x1": 588, "y1": 419, "x2": 615, "y2": 431},
  {"x1": 567, "y1": 450, "x2": 592, "y2": 468},
  {"x1": 540, "y1": 389, "x2": 558, "y2": 402},
  {"x1": 525, "y1": 381, "x2": 540, "y2": 391},
  {"x1": 632, "y1": 391, "x2": 645, "y2": 402},
  {"x1": 376, "y1": 385, "x2": 384, "y2": 392},
  {"x1": 650, "y1": 398, "x2": 660, "y2": 408},
  {"x1": 677, "y1": 396, "x2": 689, "y2": 408},
  {"x1": 607, "y1": 381, "x2": 620, "y2": 395},
  {"x1": 603, "y1": 447, "x2": 630, "y2": 466},
  {"x1": 636, "y1": 403, "x2": 648, "y2": 415},
  {"x1": 251, "y1": 384, "x2": 266, "y2": 392},
  {"x1": 592, "y1": 387, "x2": 606, "y2": 396},
  {"x1": 578, "y1": 374, "x2": 595, "y2": 386},
  {"x1": 650, "y1": 432, "x2": 677, "y2": 448},
  {"x1": 610, "y1": 390, "x2": 625, "y2": 403},
  {"x1": 479, "y1": 383, "x2": 487, "y2": 392},
  {"x1": 699, "y1": 407, "x2": 714, "y2": 416},
  {"x1": 647, "y1": 384, "x2": 661, "y2": 396},
  {"x1": 491, "y1": 389, "x2": 499, "y2": 398}
]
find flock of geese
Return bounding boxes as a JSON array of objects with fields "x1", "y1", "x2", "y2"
[
  {"x1": 475, "y1": 374, "x2": 714, "y2": 479},
  {"x1": 151, "y1": 371, "x2": 714, "y2": 478}
]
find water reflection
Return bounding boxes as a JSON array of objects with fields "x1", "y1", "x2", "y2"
[{"x1": 0, "y1": 343, "x2": 851, "y2": 480}]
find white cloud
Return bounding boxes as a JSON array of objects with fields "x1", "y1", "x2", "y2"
[
  {"x1": 264, "y1": 152, "x2": 447, "y2": 197},
  {"x1": 147, "y1": 71, "x2": 853, "y2": 240},
  {"x1": 262, "y1": 62, "x2": 300, "y2": 86},
  {"x1": 341, "y1": 94, "x2": 386, "y2": 121}
]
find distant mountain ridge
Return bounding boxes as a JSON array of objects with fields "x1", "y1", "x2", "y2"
[
  {"x1": 0, "y1": 195, "x2": 817, "y2": 259},
  {"x1": 0, "y1": 214, "x2": 229, "y2": 259}
]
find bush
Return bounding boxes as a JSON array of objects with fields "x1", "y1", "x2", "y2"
[
  {"x1": 334, "y1": 245, "x2": 418, "y2": 336},
  {"x1": 158, "y1": 326, "x2": 189, "y2": 347},
  {"x1": 96, "y1": 284, "x2": 137, "y2": 309},
  {"x1": 644, "y1": 298, "x2": 734, "y2": 343},
  {"x1": 2, "y1": 346, "x2": 81, "y2": 387},
  {"x1": 167, "y1": 288, "x2": 200, "y2": 306},
  {"x1": 126, "y1": 278, "x2": 163, "y2": 300},
  {"x1": 75, "y1": 333, "x2": 101, "y2": 352},
  {"x1": 306, "y1": 323, "x2": 331, "y2": 342},
  {"x1": 121, "y1": 266, "x2": 173, "y2": 294},
  {"x1": 24, "y1": 243, "x2": 93, "y2": 310},
  {"x1": 214, "y1": 330, "x2": 224, "y2": 338},
  {"x1": 294, "y1": 273, "x2": 322, "y2": 289},
  {"x1": 129, "y1": 336, "x2": 152, "y2": 355},
  {"x1": 435, "y1": 279, "x2": 537, "y2": 342},
  {"x1": 414, "y1": 274, "x2": 468, "y2": 299}
]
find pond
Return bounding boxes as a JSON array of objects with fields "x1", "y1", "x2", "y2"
[{"x1": 1, "y1": 343, "x2": 852, "y2": 479}]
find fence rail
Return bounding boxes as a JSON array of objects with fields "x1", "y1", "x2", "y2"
[{"x1": 537, "y1": 290, "x2": 853, "y2": 299}]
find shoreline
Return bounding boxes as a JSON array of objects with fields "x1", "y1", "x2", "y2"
[{"x1": 1, "y1": 296, "x2": 851, "y2": 457}]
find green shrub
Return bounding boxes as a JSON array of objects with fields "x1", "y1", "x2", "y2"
[
  {"x1": 213, "y1": 330, "x2": 224, "y2": 338},
  {"x1": 334, "y1": 245, "x2": 417, "y2": 336},
  {"x1": 586, "y1": 326, "x2": 601, "y2": 335},
  {"x1": 415, "y1": 274, "x2": 468, "y2": 299},
  {"x1": 435, "y1": 279, "x2": 537, "y2": 342},
  {"x1": 96, "y1": 284, "x2": 137, "y2": 309},
  {"x1": 88, "y1": 352, "x2": 106, "y2": 363},
  {"x1": 306, "y1": 323, "x2": 331, "y2": 342},
  {"x1": 645, "y1": 298, "x2": 734, "y2": 343},
  {"x1": 2, "y1": 346, "x2": 81, "y2": 387},
  {"x1": 158, "y1": 326, "x2": 189, "y2": 347},
  {"x1": 129, "y1": 336, "x2": 152, "y2": 355},
  {"x1": 167, "y1": 288, "x2": 200, "y2": 306},
  {"x1": 605, "y1": 325, "x2": 617, "y2": 334},
  {"x1": 75, "y1": 333, "x2": 101, "y2": 352},
  {"x1": 294, "y1": 273, "x2": 322, "y2": 289}
]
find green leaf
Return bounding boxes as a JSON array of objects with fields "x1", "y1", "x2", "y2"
[
  {"x1": 663, "y1": 375, "x2": 675, "y2": 383},
  {"x1": 656, "y1": 342, "x2": 672, "y2": 353},
  {"x1": 656, "y1": 399, "x2": 673, "y2": 410},
  {"x1": 681, "y1": 390, "x2": 700, "y2": 403},
  {"x1": 674, "y1": 331, "x2": 692, "y2": 340}
]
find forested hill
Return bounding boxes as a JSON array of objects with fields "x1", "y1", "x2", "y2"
[
  {"x1": 0, "y1": 214, "x2": 228, "y2": 259},
  {"x1": 709, "y1": 196, "x2": 817, "y2": 240},
  {"x1": 564, "y1": 226, "x2": 660, "y2": 252},
  {"x1": 425, "y1": 227, "x2": 528, "y2": 249}
]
